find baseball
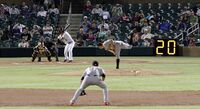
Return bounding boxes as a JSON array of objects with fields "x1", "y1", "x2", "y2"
[{"x1": 135, "y1": 70, "x2": 140, "y2": 75}]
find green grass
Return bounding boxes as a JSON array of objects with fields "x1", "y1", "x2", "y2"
[
  {"x1": 0, "y1": 57, "x2": 200, "y2": 91},
  {"x1": 1, "y1": 57, "x2": 200, "y2": 109}
]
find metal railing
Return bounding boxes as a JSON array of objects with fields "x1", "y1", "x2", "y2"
[
  {"x1": 174, "y1": 31, "x2": 184, "y2": 41},
  {"x1": 174, "y1": 23, "x2": 199, "y2": 42},
  {"x1": 186, "y1": 23, "x2": 199, "y2": 37}
]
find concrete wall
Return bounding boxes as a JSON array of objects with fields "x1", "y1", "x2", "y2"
[
  {"x1": 182, "y1": 47, "x2": 200, "y2": 56},
  {"x1": 0, "y1": 0, "x2": 31, "y2": 5},
  {"x1": 0, "y1": 47, "x2": 154, "y2": 57}
]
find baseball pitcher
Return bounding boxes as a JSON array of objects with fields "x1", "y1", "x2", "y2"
[
  {"x1": 99, "y1": 39, "x2": 133, "y2": 69},
  {"x1": 58, "y1": 27, "x2": 75, "y2": 62},
  {"x1": 70, "y1": 61, "x2": 110, "y2": 106}
]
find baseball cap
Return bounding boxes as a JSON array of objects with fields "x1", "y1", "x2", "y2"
[
  {"x1": 83, "y1": 16, "x2": 88, "y2": 19},
  {"x1": 92, "y1": 60, "x2": 99, "y2": 66}
]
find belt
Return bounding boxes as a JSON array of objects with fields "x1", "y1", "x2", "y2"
[
  {"x1": 87, "y1": 74, "x2": 97, "y2": 77},
  {"x1": 68, "y1": 41, "x2": 74, "y2": 44}
]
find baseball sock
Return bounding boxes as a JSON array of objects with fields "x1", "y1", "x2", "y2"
[
  {"x1": 116, "y1": 59, "x2": 120, "y2": 69},
  {"x1": 32, "y1": 56, "x2": 36, "y2": 62},
  {"x1": 48, "y1": 56, "x2": 52, "y2": 62},
  {"x1": 38, "y1": 57, "x2": 41, "y2": 62}
]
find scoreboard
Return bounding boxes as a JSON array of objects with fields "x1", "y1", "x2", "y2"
[{"x1": 154, "y1": 39, "x2": 179, "y2": 56}]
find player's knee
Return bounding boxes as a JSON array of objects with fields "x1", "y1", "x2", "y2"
[{"x1": 78, "y1": 87, "x2": 84, "y2": 91}]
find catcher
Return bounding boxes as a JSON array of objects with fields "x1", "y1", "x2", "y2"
[
  {"x1": 32, "y1": 37, "x2": 52, "y2": 62},
  {"x1": 99, "y1": 39, "x2": 133, "y2": 69}
]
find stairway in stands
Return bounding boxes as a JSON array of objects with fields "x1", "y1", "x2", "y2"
[
  {"x1": 62, "y1": 0, "x2": 83, "y2": 14},
  {"x1": 56, "y1": 0, "x2": 83, "y2": 39},
  {"x1": 58, "y1": 14, "x2": 82, "y2": 38}
]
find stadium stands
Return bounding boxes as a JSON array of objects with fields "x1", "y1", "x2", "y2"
[
  {"x1": 0, "y1": 1, "x2": 199, "y2": 48},
  {"x1": 77, "y1": 2, "x2": 199, "y2": 47},
  {"x1": 0, "y1": 2, "x2": 60, "y2": 47}
]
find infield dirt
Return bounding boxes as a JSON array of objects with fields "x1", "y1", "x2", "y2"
[{"x1": 1, "y1": 89, "x2": 200, "y2": 106}]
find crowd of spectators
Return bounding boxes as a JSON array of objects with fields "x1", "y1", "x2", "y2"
[
  {"x1": 0, "y1": 1, "x2": 60, "y2": 48},
  {"x1": 76, "y1": 1, "x2": 200, "y2": 47},
  {"x1": 1, "y1": 1, "x2": 199, "y2": 48}
]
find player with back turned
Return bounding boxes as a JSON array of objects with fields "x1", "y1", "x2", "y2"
[{"x1": 70, "y1": 60, "x2": 110, "y2": 106}]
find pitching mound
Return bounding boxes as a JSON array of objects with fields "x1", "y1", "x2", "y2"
[
  {"x1": 1, "y1": 89, "x2": 200, "y2": 106},
  {"x1": 49, "y1": 67, "x2": 180, "y2": 76}
]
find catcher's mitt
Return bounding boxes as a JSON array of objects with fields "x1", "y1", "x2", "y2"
[{"x1": 80, "y1": 90, "x2": 86, "y2": 96}]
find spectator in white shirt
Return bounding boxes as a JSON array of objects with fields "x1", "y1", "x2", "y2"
[
  {"x1": 141, "y1": 28, "x2": 154, "y2": 47},
  {"x1": 98, "y1": 20, "x2": 109, "y2": 30},
  {"x1": 37, "y1": 7, "x2": 47, "y2": 17},
  {"x1": 43, "y1": 22, "x2": 53, "y2": 37},
  {"x1": 48, "y1": 4, "x2": 59, "y2": 15},
  {"x1": 92, "y1": 4, "x2": 102, "y2": 16},
  {"x1": 18, "y1": 38, "x2": 29, "y2": 48},
  {"x1": 100, "y1": 7, "x2": 110, "y2": 20},
  {"x1": 111, "y1": 4, "x2": 123, "y2": 23},
  {"x1": 13, "y1": 22, "x2": 25, "y2": 33},
  {"x1": 196, "y1": 8, "x2": 200, "y2": 17},
  {"x1": 9, "y1": 4, "x2": 20, "y2": 15}
]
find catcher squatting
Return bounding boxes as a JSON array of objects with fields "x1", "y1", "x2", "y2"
[{"x1": 32, "y1": 37, "x2": 59, "y2": 62}]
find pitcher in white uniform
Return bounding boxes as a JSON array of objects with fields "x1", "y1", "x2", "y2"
[
  {"x1": 101, "y1": 39, "x2": 133, "y2": 69},
  {"x1": 58, "y1": 29, "x2": 75, "y2": 62},
  {"x1": 70, "y1": 61, "x2": 110, "y2": 106}
]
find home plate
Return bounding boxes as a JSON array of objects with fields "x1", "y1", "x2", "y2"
[{"x1": 57, "y1": 62, "x2": 63, "y2": 64}]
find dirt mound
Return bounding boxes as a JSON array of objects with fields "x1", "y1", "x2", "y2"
[{"x1": 49, "y1": 68, "x2": 180, "y2": 76}]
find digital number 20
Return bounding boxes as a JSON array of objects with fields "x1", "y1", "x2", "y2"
[{"x1": 156, "y1": 40, "x2": 176, "y2": 55}]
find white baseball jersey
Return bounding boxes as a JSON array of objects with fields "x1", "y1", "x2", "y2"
[
  {"x1": 62, "y1": 31, "x2": 74, "y2": 44},
  {"x1": 103, "y1": 39, "x2": 132, "y2": 59},
  {"x1": 82, "y1": 66, "x2": 105, "y2": 79},
  {"x1": 70, "y1": 66, "x2": 109, "y2": 104},
  {"x1": 58, "y1": 30, "x2": 75, "y2": 61}
]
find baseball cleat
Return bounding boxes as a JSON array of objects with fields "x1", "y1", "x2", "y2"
[
  {"x1": 104, "y1": 102, "x2": 110, "y2": 106},
  {"x1": 69, "y1": 102, "x2": 74, "y2": 106},
  {"x1": 64, "y1": 60, "x2": 67, "y2": 62},
  {"x1": 68, "y1": 60, "x2": 73, "y2": 63}
]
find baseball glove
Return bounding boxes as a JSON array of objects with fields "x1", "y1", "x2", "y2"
[
  {"x1": 80, "y1": 90, "x2": 86, "y2": 96},
  {"x1": 97, "y1": 42, "x2": 104, "y2": 49},
  {"x1": 107, "y1": 43, "x2": 116, "y2": 55}
]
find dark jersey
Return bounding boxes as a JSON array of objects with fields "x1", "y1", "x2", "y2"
[
  {"x1": 44, "y1": 41, "x2": 55, "y2": 49},
  {"x1": 21, "y1": 33, "x2": 31, "y2": 41}
]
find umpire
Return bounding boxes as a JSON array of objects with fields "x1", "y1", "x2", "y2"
[{"x1": 44, "y1": 37, "x2": 59, "y2": 61}]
